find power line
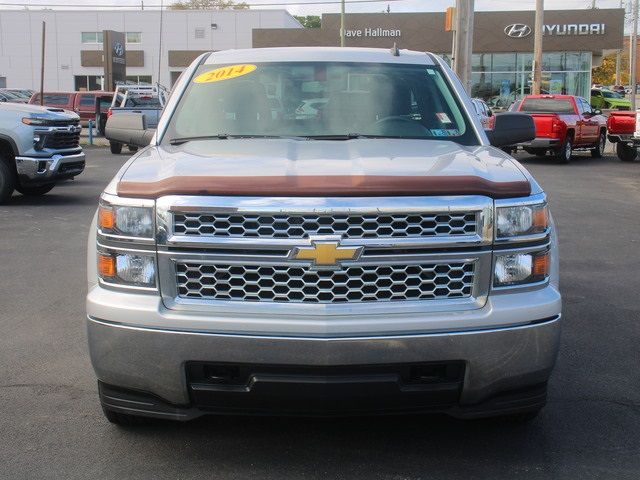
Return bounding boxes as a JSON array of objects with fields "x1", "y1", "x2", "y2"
[{"x1": 0, "y1": 0, "x2": 407, "y2": 9}]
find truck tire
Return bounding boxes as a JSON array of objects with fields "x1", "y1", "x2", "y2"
[
  {"x1": 110, "y1": 141, "x2": 123, "y2": 155},
  {"x1": 127, "y1": 145, "x2": 139, "y2": 153},
  {"x1": 555, "y1": 136, "x2": 572, "y2": 164},
  {"x1": 102, "y1": 407, "x2": 150, "y2": 427},
  {"x1": 0, "y1": 159, "x2": 16, "y2": 204},
  {"x1": 616, "y1": 142, "x2": 638, "y2": 162},
  {"x1": 15, "y1": 183, "x2": 55, "y2": 196},
  {"x1": 591, "y1": 131, "x2": 606, "y2": 158}
]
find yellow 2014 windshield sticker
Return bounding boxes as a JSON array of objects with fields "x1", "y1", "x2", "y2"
[{"x1": 194, "y1": 64, "x2": 257, "y2": 84}]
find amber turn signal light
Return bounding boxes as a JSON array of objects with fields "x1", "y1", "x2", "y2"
[
  {"x1": 532, "y1": 252, "x2": 550, "y2": 277},
  {"x1": 532, "y1": 206, "x2": 548, "y2": 230},
  {"x1": 98, "y1": 206, "x2": 115, "y2": 230},
  {"x1": 98, "y1": 254, "x2": 116, "y2": 278}
]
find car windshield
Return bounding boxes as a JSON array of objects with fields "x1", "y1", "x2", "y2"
[
  {"x1": 163, "y1": 61, "x2": 477, "y2": 145},
  {"x1": 601, "y1": 91, "x2": 622, "y2": 99},
  {"x1": 520, "y1": 98, "x2": 574, "y2": 113}
]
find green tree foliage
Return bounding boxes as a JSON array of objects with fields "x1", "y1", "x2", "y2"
[
  {"x1": 592, "y1": 52, "x2": 629, "y2": 86},
  {"x1": 170, "y1": 0, "x2": 249, "y2": 10},
  {"x1": 294, "y1": 15, "x2": 321, "y2": 28}
]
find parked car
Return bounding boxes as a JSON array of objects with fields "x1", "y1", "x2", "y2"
[
  {"x1": 1, "y1": 88, "x2": 34, "y2": 100},
  {"x1": 590, "y1": 89, "x2": 631, "y2": 110},
  {"x1": 606, "y1": 111, "x2": 640, "y2": 162},
  {"x1": 0, "y1": 90, "x2": 28, "y2": 103},
  {"x1": 104, "y1": 84, "x2": 166, "y2": 154},
  {"x1": 0, "y1": 102, "x2": 85, "y2": 203},
  {"x1": 471, "y1": 98, "x2": 494, "y2": 129},
  {"x1": 610, "y1": 85, "x2": 626, "y2": 95},
  {"x1": 514, "y1": 94, "x2": 607, "y2": 163},
  {"x1": 89, "y1": 47, "x2": 560, "y2": 426}
]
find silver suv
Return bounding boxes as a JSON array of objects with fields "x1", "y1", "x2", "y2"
[
  {"x1": 0, "y1": 102, "x2": 85, "y2": 202},
  {"x1": 87, "y1": 48, "x2": 560, "y2": 425}
]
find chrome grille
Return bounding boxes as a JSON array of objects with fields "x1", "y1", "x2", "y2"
[
  {"x1": 173, "y1": 212, "x2": 478, "y2": 239},
  {"x1": 175, "y1": 262, "x2": 475, "y2": 304}
]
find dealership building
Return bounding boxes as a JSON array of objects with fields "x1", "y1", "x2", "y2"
[
  {"x1": 255, "y1": 9, "x2": 625, "y2": 105},
  {"x1": 0, "y1": 9, "x2": 301, "y2": 91},
  {"x1": 0, "y1": 7, "x2": 624, "y2": 105}
]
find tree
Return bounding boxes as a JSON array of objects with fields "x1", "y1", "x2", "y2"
[
  {"x1": 592, "y1": 52, "x2": 629, "y2": 86},
  {"x1": 294, "y1": 15, "x2": 321, "y2": 28},
  {"x1": 170, "y1": 0, "x2": 248, "y2": 10}
]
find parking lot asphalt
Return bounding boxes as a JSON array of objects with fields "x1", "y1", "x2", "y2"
[{"x1": 1, "y1": 146, "x2": 639, "y2": 480}]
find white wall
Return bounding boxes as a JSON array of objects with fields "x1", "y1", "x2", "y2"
[{"x1": 0, "y1": 9, "x2": 301, "y2": 90}]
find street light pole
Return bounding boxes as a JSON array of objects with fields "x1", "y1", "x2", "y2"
[
  {"x1": 631, "y1": 0, "x2": 638, "y2": 109},
  {"x1": 453, "y1": 0, "x2": 474, "y2": 93},
  {"x1": 532, "y1": 0, "x2": 544, "y2": 95},
  {"x1": 340, "y1": 0, "x2": 345, "y2": 47}
]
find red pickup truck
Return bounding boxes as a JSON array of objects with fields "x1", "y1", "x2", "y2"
[
  {"x1": 514, "y1": 94, "x2": 607, "y2": 163},
  {"x1": 29, "y1": 91, "x2": 113, "y2": 125},
  {"x1": 606, "y1": 111, "x2": 639, "y2": 162}
]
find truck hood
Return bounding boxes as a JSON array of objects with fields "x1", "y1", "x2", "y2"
[
  {"x1": 116, "y1": 139, "x2": 531, "y2": 199},
  {"x1": 1, "y1": 102, "x2": 79, "y2": 120}
]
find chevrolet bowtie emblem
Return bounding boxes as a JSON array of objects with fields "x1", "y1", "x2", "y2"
[{"x1": 293, "y1": 241, "x2": 362, "y2": 267}]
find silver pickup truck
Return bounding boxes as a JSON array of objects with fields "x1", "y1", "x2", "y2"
[
  {"x1": 0, "y1": 102, "x2": 85, "y2": 203},
  {"x1": 87, "y1": 47, "x2": 561, "y2": 425}
]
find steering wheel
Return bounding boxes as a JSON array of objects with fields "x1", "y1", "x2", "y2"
[{"x1": 372, "y1": 115, "x2": 431, "y2": 135}]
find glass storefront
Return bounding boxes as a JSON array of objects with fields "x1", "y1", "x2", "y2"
[{"x1": 468, "y1": 52, "x2": 591, "y2": 109}]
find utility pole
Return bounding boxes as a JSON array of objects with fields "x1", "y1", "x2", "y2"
[
  {"x1": 340, "y1": 0, "x2": 345, "y2": 47},
  {"x1": 39, "y1": 21, "x2": 45, "y2": 106},
  {"x1": 631, "y1": 0, "x2": 639, "y2": 109},
  {"x1": 532, "y1": 0, "x2": 544, "y2": 95},
  {"x1": 616, "y1": 0, "x2": 623, "y2": 85},
  {"x1": 453, "y1": 0, "x2": 474, "y2": 93}
]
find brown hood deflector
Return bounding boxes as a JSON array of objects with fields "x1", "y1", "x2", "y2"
[{"x1": 117, "y1": 175, "x2": 531, "y2": 199}]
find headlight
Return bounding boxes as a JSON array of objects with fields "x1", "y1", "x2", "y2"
[
  {"x1": 22, "y1": 117, "x2": 51, "y2": 126},
  {"x1": 98, "y1": 200, "x2": 154, "y2": 238},
  {"x1": 98, "y1": 251, "x2": 156, "y2": 288},
  {"x1": 494, "y1": 250, "x2": 550, "y2": 287},
  {"x1": 496, "y1": 203, "x2": 548, "y2": 240}
]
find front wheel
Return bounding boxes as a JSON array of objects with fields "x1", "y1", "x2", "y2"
[
  {"x1": 555, "y1": 136, "x2": 573, "y2": 164},
  {"x1": 591, "y1": 131, "x2": 606, "y2": 158},
  {"x1": 15, "y1": 183, "x2": 55, "y2": 196},
  {"x1": 110, "y1": 141, "x2": 123, "y2": 155},
  {"x1": 0, "y1": 159, "x2": 16, "y2": 204},
  {"x1": 616, "y1": 142, "x2": 638, "y2": 162}
]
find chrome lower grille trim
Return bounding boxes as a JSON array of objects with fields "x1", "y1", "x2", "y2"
[{"x1": 175, "y1": 261, "x2": 475, "y2": 304}]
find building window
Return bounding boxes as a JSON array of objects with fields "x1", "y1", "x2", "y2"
[
  {"x1": 0, "y1": 77, "x2": 5, "y2": 88},
  {"x1": 126, "y1": 32, "x2": 142, "y2": 44},
  {"x1": 81, "y1": 32, "x2": 104, "y2": 44},
  {"x1": 75, "y1": 75, "x2": 104, "y2": 91},
  {"x1": 125, "y1": 75, "x2": 152, "y2": 85}
]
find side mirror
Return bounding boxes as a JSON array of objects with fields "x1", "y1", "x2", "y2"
[
  {"x1": 487, "y1": 109, "x2": 494, "y2": 117},
  {"x1": 592, "y1": 109, "x2": 602, "y2": 115},
  {"x1": 105, "y1": 113, "x2": 155, "y2": 147},
  {"x1": 485, "y1": 113, "x2": 535, "y2": 148}
]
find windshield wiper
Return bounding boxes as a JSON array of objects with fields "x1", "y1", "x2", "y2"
[
  {"x1": 305, "y1": 134, "x2": 397, "y2": 140},
  {"x1": 169, "y1": 134, "x2": 285, "y2": 145}
]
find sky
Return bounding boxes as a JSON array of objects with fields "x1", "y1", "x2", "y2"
[{"x1": 7, "y1": 0, "x2": 631, "y2": 14}]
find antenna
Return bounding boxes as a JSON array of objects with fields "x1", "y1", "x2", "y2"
[{"x1": 390, "y1": 42, "x2": 399, "y2": 56}]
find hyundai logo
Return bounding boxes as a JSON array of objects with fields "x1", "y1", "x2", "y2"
[
  {"x1": 113, "y1": 42, "x2": 124, "y2": 57},
  {"x1": 504, "y1": 24, "x2": 532, "y2": 38}
]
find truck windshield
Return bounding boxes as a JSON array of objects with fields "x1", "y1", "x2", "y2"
[
  {"x1": 520, "y1": 98, "x2": 574, "y2": 113},
  {"x1": 163, "y1": 62, "x2": 477, "y2": 145}
]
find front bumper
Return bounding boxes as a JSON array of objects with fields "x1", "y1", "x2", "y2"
[
  {"x1": 87, "y1": 312, "x2": 560, "y2": 419},
  {"x1": 15, "y1": 151, "x2": 85, "y2": 185}
]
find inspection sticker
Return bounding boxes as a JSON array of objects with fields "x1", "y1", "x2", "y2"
[
  {"x1": 435, "y1": 112, "x2": 452, "y2": 124},
  {"x1": 194, "y1": 64, "x2": 257, "y2": 83}
]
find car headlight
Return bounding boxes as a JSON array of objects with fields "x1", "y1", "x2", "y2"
[
  {"x1": 98, "y1": 199, "x2": 154, "y2": 239},
  {"x1": 22, "y1": 116, "x2": 52, "y2": 126},
  {"x1": 98, "y1": 251, "x2": 156, "y2": 288},
  {"x1": 496, "y1": 202, "x2": 548, "y2": 240},
  {"x1": 494, "y1": 249, "x2": 549, "y2": 287}
]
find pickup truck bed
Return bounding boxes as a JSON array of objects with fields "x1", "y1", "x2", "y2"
[{"x1": 606, "y1": 111, "x2": 639, "y2": 161}]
